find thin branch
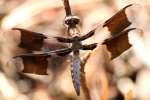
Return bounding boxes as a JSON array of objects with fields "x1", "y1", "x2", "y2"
[
  {"x1": 81, "y1": 53, "x2": 91, "y2": 100},
  {"x1": 62, "y1": 0, "x2": 72, "y2": 16}
]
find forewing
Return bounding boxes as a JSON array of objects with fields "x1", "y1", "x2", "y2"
[
  {"x1": 12, "y1": 28, "x2": 47, "y2": 51},
  {"x1": 12, "y1": 28, "x2": 69, "y2": 53},
  {"x1": 103, "y1": 4, "x2": 132, "y2": 35},
  {"x1": 79, "y1": 29, "x2": 96, "y2": 41}
]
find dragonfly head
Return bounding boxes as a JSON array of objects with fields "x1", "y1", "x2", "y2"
[{"x1": 64, "y1": 15, "x2": 80, "y2": 28}]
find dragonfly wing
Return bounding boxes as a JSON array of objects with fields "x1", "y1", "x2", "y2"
[
  {"x1": 12, "y1": 28, "x2": 47, "y2": 51},
  {"x1": 103, "y1": 28, "x2": 135, "y2": 59},
  {"x1": 16, "y1": 53, "x2": 50, "y2": 75},
  {"x1": 14, "y1": 51, "x2": 69, "y2": 75},
  {"x1": 103, "y1": 4, "x2": 132, "y2": 36}
]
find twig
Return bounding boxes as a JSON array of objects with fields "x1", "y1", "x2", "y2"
[
  {"x1": 62, "y1": 0, "x2": 72, "y2": 16},
  {"x1": 81, "y1": 53, "x2": 91, "y2": 100}
]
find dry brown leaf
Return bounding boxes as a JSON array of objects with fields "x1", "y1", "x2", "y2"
[{"x1": 124, "y1": 90, "x2": 133, "y2": 100}]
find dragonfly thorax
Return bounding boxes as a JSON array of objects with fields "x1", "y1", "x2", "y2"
[
  {"x1": 68, "y1": 27, "x2": 81, "y2": 37},
  {"x1": 71, "y1": 36, "x2": 82, "y2": 51}
]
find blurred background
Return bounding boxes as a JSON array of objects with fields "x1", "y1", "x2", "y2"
[{"x1": 0, "y1": 0, "x2": 150, "y2": 100}]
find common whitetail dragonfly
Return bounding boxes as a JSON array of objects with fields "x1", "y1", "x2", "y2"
[{"x1": 12, "y1": 0, "x2": 136, "y2": 96}]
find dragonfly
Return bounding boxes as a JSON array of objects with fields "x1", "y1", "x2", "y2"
[{"x1": 12, "y1": 0, "x2": 136, "y2": 96}]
